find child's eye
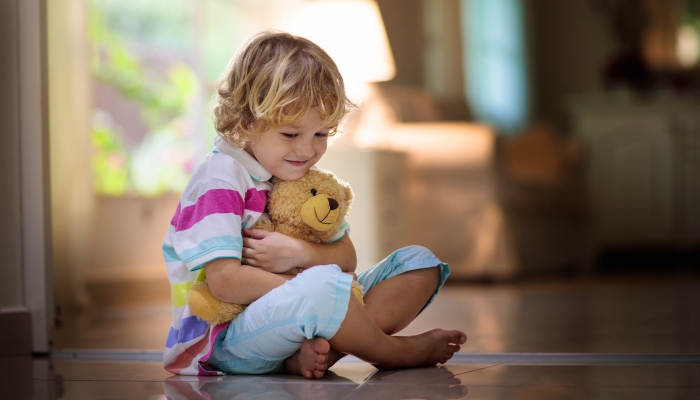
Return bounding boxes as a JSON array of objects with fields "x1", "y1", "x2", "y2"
[
  {"x1": 315, "y1": 132, "x2": 329, "y2": 138},
  {"x1": 281, "y1": 133, "x2": 298, "y2": 139}
]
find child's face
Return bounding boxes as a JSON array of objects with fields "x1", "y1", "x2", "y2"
[{"x1": 245, "y1": 109, "x2": 330, "y2": 181}]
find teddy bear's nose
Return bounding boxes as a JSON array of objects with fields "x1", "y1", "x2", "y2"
[{"x1": 328, "y1": 198, "x2": 339, "y2": 211}]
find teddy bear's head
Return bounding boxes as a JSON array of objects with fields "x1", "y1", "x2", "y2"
[{"x1": 267, "y1": 168, "x2": 353, "y2": 243}]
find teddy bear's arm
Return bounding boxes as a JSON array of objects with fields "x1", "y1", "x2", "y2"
[
  {"x1": 251, "y1": 218, "x2": 274, "y2": 232},
  {"x1": 274, "y1": 223, "x2": 323, "y2": 244}
]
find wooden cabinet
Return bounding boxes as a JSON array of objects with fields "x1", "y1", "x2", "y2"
[{"x1": 572, "y1": 96, "x2": 700, "y2": 255}]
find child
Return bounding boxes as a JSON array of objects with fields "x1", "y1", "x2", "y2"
[{"x1": 163, "y1": 31, "x2": 466, "y2": 378}]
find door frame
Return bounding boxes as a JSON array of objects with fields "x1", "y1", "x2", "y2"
[{"x1": 19, "y1": 0, "x2": 53, "y2": 354}]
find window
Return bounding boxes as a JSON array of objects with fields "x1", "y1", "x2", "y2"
[{"x1": 461, "y1": 0, "x2": 529, "y2": 134}]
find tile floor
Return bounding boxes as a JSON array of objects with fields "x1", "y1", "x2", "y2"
[
  {"x1": 9, "y1": 272, "x2": 700, "y2": 399},
  {"x1": 5, "y1": 355, "x2": 700, "y2": 399}
]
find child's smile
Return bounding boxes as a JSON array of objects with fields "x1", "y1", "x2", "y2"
[
  {"x1": 245, "y1": 109, "x2": 330, "y2": 181},
  {"x1": 286, "y1": 160, "x2": 308, "y2": 167}
]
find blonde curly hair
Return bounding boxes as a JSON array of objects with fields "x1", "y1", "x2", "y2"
[{"x1": 213, "y1": 31, "x2": 353, "y2": 147}]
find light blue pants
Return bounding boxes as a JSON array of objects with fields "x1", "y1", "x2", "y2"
[{"x1": 207, "y1": 245, "x2": 450, "y2": 375}]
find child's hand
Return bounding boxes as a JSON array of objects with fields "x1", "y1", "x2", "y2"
[{"x1": 242, "y1": 229, "x2": 309, "y2": 273}]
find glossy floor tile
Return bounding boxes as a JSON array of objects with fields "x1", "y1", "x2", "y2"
[
  {"x1": 398, "y1": 273, "x2": 700, "y2": 353},
  {"x1": 4, "y1": 356, "x2": 699, "y2": 399},
  {"x1": 456, "y1": 364, "x2": 700, "y2": 400},
  {"x1": 55, "y1": 302, "x2": 171, "y2": 350},
  {"x1": 38, "y1": 274, "x2": 700, "y2": 398},
  {"x1": 54, "y1": 273, "x2": 700, "y2": 354}
]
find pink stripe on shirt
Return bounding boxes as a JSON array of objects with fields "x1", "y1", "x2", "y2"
[
  {"x1": 245, "y1": 188, "x2": 268, "y2": 213},
  {"x1": 172, "y1": 189, "x2": 245, "y2": 232}
]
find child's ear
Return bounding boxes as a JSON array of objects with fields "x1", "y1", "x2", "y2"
[
  {"x1": 245, "y1": 120, "x2": 266, "y2": 142},
  {"x1": 248, "y1": 119, "x2": 265, "y2": 132}
]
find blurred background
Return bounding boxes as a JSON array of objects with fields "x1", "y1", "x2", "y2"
[{"x1": 44, "y1": 0, "x2": 700, "y2": 349}]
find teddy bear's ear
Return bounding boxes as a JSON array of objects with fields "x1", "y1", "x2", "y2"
[{"x1": 343, "y1": 183, "x2": 354, "y2": 208}]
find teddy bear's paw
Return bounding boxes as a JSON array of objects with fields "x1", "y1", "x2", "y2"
[
  {"x1": 214, "y1": 302, "x2": 247, "y2": 325},
  {"x1": 286, "y1": 267, "x2": 304, "y2": 276},
  {"x1": 251, "y1": 219, "x2": 274, "y2": 232},
  {"x1": 187, "y1": 284, "x2": 222, "y2": 324},
  {"x1": 351, "y1": 280, "x2": 365, "y2": 305}
]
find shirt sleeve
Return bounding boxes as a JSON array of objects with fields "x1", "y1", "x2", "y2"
[
  {"x1": 328, "y1": 221, "x2": 351, "y2": 243},
  {"x1": 170, "y1": 178, "x2": 246, "y2": 271}
]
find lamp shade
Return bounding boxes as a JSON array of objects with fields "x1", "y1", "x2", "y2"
[{"x1": 282, "y1": 0, "x2": 395, "y2": 84}]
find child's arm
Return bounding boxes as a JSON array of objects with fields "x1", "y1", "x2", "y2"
[
  {"x1": 241, "y1": 229, "x2": 357, "y2": 273},
  {"x1": 204, "y1": 257, "x2": 295, "y2": 305}
]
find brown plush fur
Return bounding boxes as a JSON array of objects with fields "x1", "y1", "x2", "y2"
[{"x1": 187, "y1": 169, "x2": 360, "y2": 325}]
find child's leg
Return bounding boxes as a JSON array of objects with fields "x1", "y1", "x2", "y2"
[
  {"x1": 286, "y1": 289, "x2": 464, "y2": 377},
  {"x1": 208, "y1": 264, "x2": 355, "y2": 376},
  {"x1": 289, "y1": 246, "x2": 455, "y2": 371},
  {"x1": 321, "y1": 246, "x2": 452, "y2": 367},
  {"x1": 363, "y1": 266, "x2": 442, "y2": 334},
  {"x1": 284, "y1": 265, "x2": 446, "y2": 378},
  {"x1": 355, "y1": 246, "x2": 451, "y2": 321},
  {"x1": 316, "y1": 267, "x2": 441, "y2": 368},
  {"x1": 327, "y1": 289, "x2": 465, "y2": 370},
  {"x1": 209, "y1": 251, "x2": 460, "y2": 377}
]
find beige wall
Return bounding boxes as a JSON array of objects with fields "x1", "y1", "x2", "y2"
[
  {"x1": 0, "y1": 0, "x2": 26, "y2": 310},
  {"x1": 376, "y1": 0, "x2": 470, "y2": 120},
  {"x1": 48, "y1": 0, "x2": 95, "y2": 311},
  {"x1": 376, "y1": 0, "x2": 425, "y2": 87}
]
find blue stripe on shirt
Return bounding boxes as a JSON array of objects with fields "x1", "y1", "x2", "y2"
[
  {"x1": 177, "y1": 235, "x2": 243, "y2": 265},
  {"x1": 165, "y1": 315, "x2": 209, "y2": 348},
  {"x1": 162, "y1": 244, "x2": 178, "y2": 262}
]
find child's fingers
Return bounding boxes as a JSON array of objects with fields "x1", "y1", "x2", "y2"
[
  {"x1": 242, "y1": 247, "x2": 257, "y2": 258},
  {"x1": 242, "y1": 237, "x2": 261, "y2": 250},
  {"x1": 243, "y1": 228, "x2": 274, "y2": 239}
]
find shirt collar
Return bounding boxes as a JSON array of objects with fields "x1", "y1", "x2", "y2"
[{"x1": 214, "y1": 136, "x2": 272, "y2": 182}]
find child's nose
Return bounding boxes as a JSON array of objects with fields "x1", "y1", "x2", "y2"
[{"x1": 294, "y1": 140, "x2": 315, "y2": 157}]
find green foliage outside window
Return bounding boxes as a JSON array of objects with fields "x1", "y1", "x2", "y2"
[{"x1": 89, "y1": 0, "x2": 199, "y2": 197}]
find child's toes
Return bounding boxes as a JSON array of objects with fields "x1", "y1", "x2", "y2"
[{"x1": 311, "y1": 337, "x2": 330, "y2": 354}]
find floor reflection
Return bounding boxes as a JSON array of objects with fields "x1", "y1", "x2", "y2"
[
  {"x1": 5, "y1": 356, "x2": 700, "y2": 399},
  {"x1": 37, "y1": 273, "x2": 700, "y2": 399},
  {"x1": 163, "y1": 366, "x2": 467, "y2": 400},
  {"x1": 54, "y1": 274, "x2": 700, "y2": 355}
]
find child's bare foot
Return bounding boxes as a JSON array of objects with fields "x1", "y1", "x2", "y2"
[
  {"x1": 375, "y1": 329, "x2": 466, "y2": 370},
  {"x1": 285, "y1": 337, "x2": 331, "y2": 379}
]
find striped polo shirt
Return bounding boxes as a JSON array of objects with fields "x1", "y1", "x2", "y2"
[{"x1": 162, "y1": 137, "x2": 273, "y2": 375}]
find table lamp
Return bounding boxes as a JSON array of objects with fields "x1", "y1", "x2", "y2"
[{"x1": 282, "y1": 0, "x2": 396, "y2": 145}]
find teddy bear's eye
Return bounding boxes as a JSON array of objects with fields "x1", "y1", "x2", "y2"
[{"x1": 310, "y1": 189, "x2": 317, "y2": 196}]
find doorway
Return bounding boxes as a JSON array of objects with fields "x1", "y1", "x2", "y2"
[{"x1": 48, "y1": 0, "x2": 309, "y2": 352}]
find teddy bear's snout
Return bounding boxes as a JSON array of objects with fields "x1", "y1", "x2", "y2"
[
  {"x1": 300, "y1": 193, "x2": 341, "y2": 232},
  {"x1": 328, "y1": 198, "x2": 339, "y2": 211}
]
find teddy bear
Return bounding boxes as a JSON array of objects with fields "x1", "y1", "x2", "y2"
[{"x1": 187, "y1": 168, "x2": 364, "y2": 325}]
